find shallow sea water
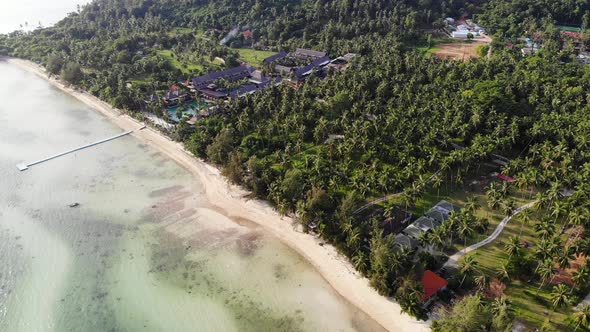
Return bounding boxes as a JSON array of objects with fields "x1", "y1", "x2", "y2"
[{"x1": 0, "y1": 61, "x2": 385, "y2": 332}]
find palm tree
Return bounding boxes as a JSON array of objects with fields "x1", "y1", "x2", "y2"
[
  {"x1": 459, "y1": 255, "x2": 479, "y2": 287},
  {"x1": 474, "y1": 272, "x2": 489, "y2": 291},
  {"x1": 518, "y1": 209, "x2": 532, "y2": 236},
  {"x1": 505, "y1": 235, "x2": 522, "y2": 258},
  {"x1": 534, "y1": 218, "x2": 556, "y2": 240},
  {"x1": 538, "y1": 259, "x2": 557, "y2": 290},
  {"x1": 491, "y1": 297, "x2": 513, "y2": 317},
  {"x1": 352, "y1": 251, "x2": 369, "y2": 275},
  {"x1": 573, "y1": 304, "x2": 590, "y2": 331},
  {"x1": 474, "y1": 217, "x2": 490, "y2": 234},
  {"x1": 502, "y1": 198, "x2": 516, "y2": 216},
  {"x1": 550, "y1": 284, "x2": 570, "y2": 309},
  {"x1": 457, "y1": 217, "x2": 475, "y2": 248},
  {"x1": 572, "y1": 266, "x2": 590, "y2": 292},
  {"x1": 557, "y1": 248, "x2": 574, "y2": 270},
  {"x1": 496, "y1": 262, "x2": 511, "y2": 282},
  {"x1": 429, "y1": 226, "x2": 447, "y2": 251},
  {"x1": 569, "y1": 207, "x2": 587, "y2": 227},
  {"x1": 465, "y1": 196, "x2": 480, "y2": 212}
]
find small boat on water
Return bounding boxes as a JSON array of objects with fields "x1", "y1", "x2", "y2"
[{"x1": 69, "y1": 203, "x2": 80, "y2": 208}]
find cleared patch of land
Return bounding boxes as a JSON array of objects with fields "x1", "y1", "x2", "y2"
[
  {"x1": 156, "y1": 50, "x2": 204, "y2": 74},
  {"x1": 232, "y1": 48, "x2": 277, "y2": 67},
  {"x1": 432, "y1": 37, "x2": 490, "y2": 61}
]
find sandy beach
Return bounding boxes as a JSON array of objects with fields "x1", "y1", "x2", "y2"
[{"x1": 6, "y1": 57, "x2": 430, "y2": 332}]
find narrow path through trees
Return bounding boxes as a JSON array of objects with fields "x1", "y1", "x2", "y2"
[{"x1": 442, "y1": 200, "x2": 538, "y2": 269}]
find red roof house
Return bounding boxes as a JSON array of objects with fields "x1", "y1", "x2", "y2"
[
  {"x1": 243, "y1": 30, "x2": 253, "y2": 38},
  {"x1": 422, "y1": 270, "x2": 448, "y2": 301},
  {"x1": 497, "y1": 174, "x2": 516, "y2": 183}
]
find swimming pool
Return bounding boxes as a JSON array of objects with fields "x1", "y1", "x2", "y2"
[{"x1": 167, "y1": 101, "x2": 209, "y2": 122}]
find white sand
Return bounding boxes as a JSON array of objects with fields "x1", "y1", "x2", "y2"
[{"x1": 7, "y1": 57, "x2": 430, "y2": 332}]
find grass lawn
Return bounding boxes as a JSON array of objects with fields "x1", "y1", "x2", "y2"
[
  {"x1": 232, "y1": 48, "x2": 277, "y2": 67},
  {"x1": 413, "y1": 175, "x2": 572, "y2": 329},
  {"x1": 157, "y1": 50, "x2": 204, "y2": 74},
  {"x1": 416, "y1": 46, "x2": 440, "y2": 57},
  {"x1": 460, "y1": 194, "x2": 576, "y2": 330}
]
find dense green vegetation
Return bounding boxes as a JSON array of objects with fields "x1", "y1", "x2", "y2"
[
  {"x1": 477, "y1": 0, "x2": 590, "y2": 36},
  {"x1": 2, "y1": 0, "x2": 590, "y2": 330}
]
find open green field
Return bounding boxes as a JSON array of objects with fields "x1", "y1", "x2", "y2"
[
  {"x1": 558, "y1": 25, "x2": 582, "y2": 32},
  {"x1": 408, "y1": 172, "x2": 574, "y2": 330},
  {"x1": 157, "y1": 50, "x2": 204, "y2": 74},
  {"x1": 459, "y1": 195, "x2": 576, "y2": 330},
  {"x1": 232, "y1": 48, "x2": 277, "y2": 67}
]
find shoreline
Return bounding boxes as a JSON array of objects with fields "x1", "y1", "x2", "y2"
[{"x1": 6, "y1": 57, "x2": 429, "y2": 332}]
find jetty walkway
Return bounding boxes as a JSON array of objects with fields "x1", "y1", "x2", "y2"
[{"x1": 16, "y1": 129, "x2": 139, "y2": 171}]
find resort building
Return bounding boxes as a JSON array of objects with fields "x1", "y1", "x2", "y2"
[
  {"x1": 422, "y1": 270, "x2": 448, "y2": 304},
  {"x1": 413, "y1": 216, "x2": 442, "y2": 232},
  {"x1": 379, "y1": 206, "x2": 412, "y2": 236},
  {"x1": 394, "y1": 233, "x2": 419, "y2": 250},
  {"x1": 398, "y1": 200, "x2": 461, "y2": 242},
  {"x1": 163, "y1": 85, "x2": 191, "y2": 107},
  {"x1": 262, "y1": 48, "x2": 333, "y2": 86},
  {"x1": 424, "y1": 209, "x2": 448, "y2": 224},
  {"x1": 192, "y1": 66, "x2": 255, "y2": 89},
  {"x1": 403, "y1": 224, "x2": 426, "y2": 240}
]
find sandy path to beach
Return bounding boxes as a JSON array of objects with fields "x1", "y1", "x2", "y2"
[{"x1": 7, "y1": 57, "x2": 429, "y2": 332}]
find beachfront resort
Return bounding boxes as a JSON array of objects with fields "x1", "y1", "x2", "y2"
[{"x1": 145, "y1": 48, "x2": 356, "y2": 124}]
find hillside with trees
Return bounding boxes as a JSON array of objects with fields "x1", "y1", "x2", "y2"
[{"x1": 2, "y1": 0, "x2": 590, "y2": 330}]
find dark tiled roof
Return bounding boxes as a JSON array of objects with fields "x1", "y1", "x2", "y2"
[
  {"x1": 403, "y1": 224, "x2": 425, "y2": 240},
  {"x1": 433, "y1": 200, "x2": 462, "y2": 214},
  {"x1": 414, "y1": 216, "x2": 441, "y2": 231},
  {"x1": 295, "y1": 64, "x2": 315, "y2": 78},
  {"x1": 199, "y1": 88, "x2": 228, "y2": 98},
  {"x1": 192, "y1": 66, "x2": 254, "y2": 87},
  {"x1": 295, "y1": 48, "x2": 326, "y2": 58},
  {"x1": 312, "y1": 56, "x2": 331, "y2": 67},
  {"x1": 394, "y1": 233, "x2": 419, "y2": 249},
  {"x1": 425, "y1": 209, "x2": 449, "y2": 223},
  {"x1": 229, "y1": 84, "x2": 258, "y2": 98},
  {"x1": 262, "y1": 51, "x2": 288, "y2": 64}
]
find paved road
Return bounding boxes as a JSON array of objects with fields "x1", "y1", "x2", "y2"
[{"x1": 442, "y1": 201, "x2": 537, "y2": 269}]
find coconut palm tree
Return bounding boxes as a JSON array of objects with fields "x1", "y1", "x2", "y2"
[
  {"x1": 457, "y1": 216, "x2": 475, "y2": 248},
  {"x1": 459, "y1": 255, "x2": 479, "y2": 287},
  {"x1": 505, "y1": 235, "x2": 522, "y2": 258},
  {"x1": 502, "y1": 198, "x2": 516, "y2": 216},
  {"x1": 550, "y1": 284, "x2": 570, "y2": 309},
  {"x1": 474, "y1": 272, "x2": 489, "y2": 291},
  {"x1": 572, "y1": 265, "x2": 590, "y2": 292},
  {"x1": 573, "y1": 304, "x2": 590, "y2": 331},
  {"x1": 538, "y1": 259, "x2": 557, "y2": 290},
  {"x1": 474, "y1": 217, "x2": 490, "y2": 234},
  {"x1": 465, "y1": 196, "x2": 480, "y2": 213},
  {"x1": 491, "y1": 297, "x2": 513, "y2": 317},
  {"x1": 429, "y1": 226, "x2": 447, "y2": 251},
  {"x1": 518, "y1": 209, "x2": 532, "y2": 236},
  {"x1": 496, "y1": 262, "x2": 511, "y2": 282},
  {"x1": 534, "y1": 218, "x2": 556, "y2": 240},
  {"x1": 557, "y1": 248, "x2": 574, "y2": 270},
  {"x1": 352, "y1": 251, "x2": 369, "y2": 275}
]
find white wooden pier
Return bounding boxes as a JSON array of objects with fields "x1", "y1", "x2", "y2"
[{"x1": 16, "y1": 130, "x2": 133, "y2": 171}]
